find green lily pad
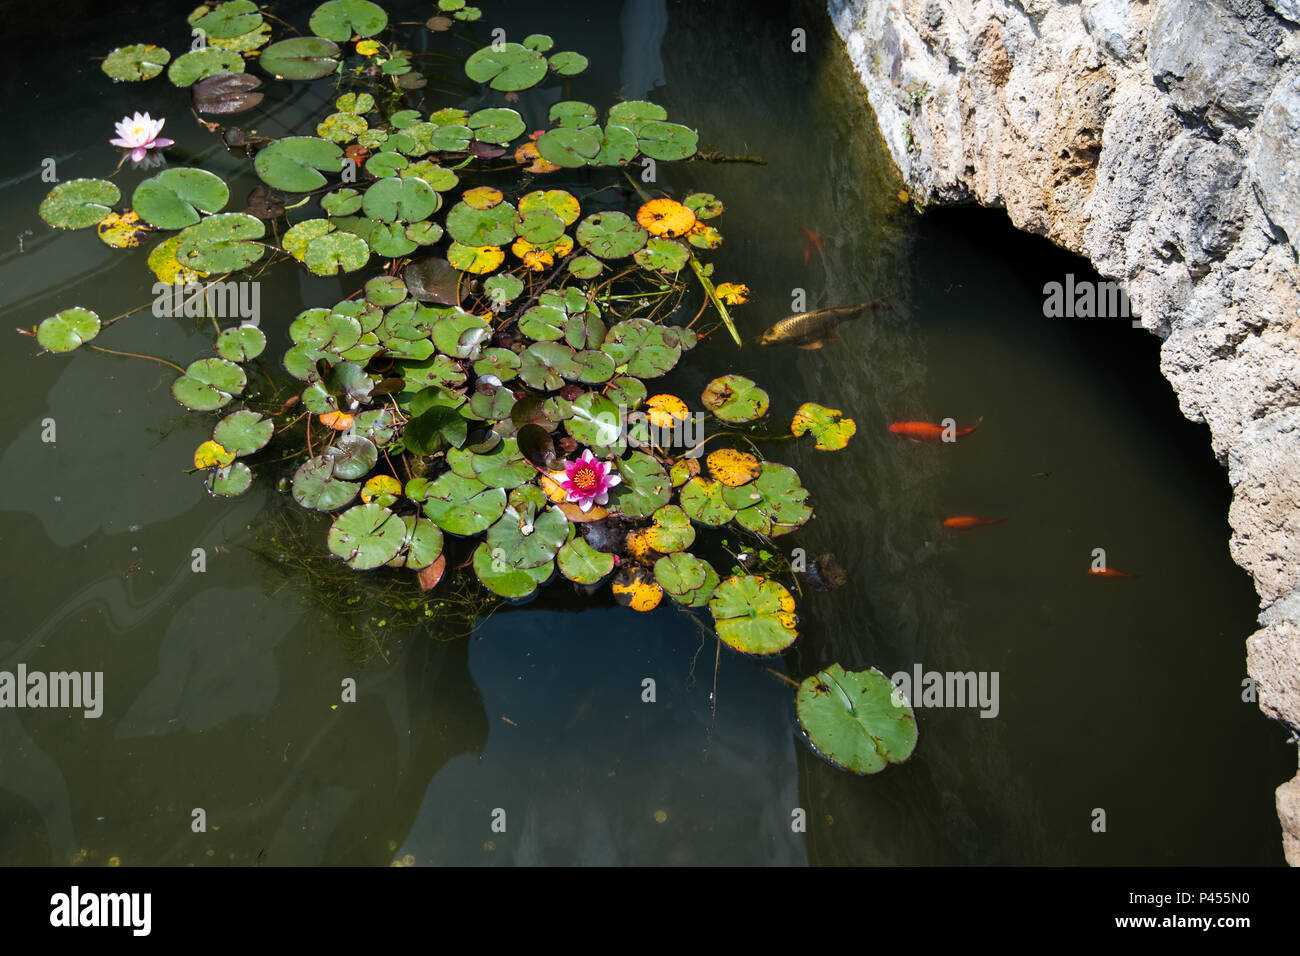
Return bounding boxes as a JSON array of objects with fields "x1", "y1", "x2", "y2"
[
  {"x1": 39, "y1": 179, "x2": 120, "y2": 230},
  {"x1": 483, "y1": 274, "x2": 524, "y2": 311},
  {"x1": 171, "y1": 357, "x2": 246, "y2": 411},
  {"x1": 558, "y1": 537, "x2": 615, "y2": 584},
  {"x1": 305, "y1": 231, "x2": 371, "y2": 275},
  {"x1": 472, "y1": 542, "x2": 552, "y2": 599},
  {"x1": 132, "y1": 168, "x2": 229, "y2": 229},
  {"x1": 701, "y1": 374, "x2": 769, "y2": 423},
  {"x1": 168, "y1": 48, "x2": 244, "y2": 86},
  {"x1": 549, "y1": 100, "x2": 597, "y2": 128},
  {"x1": 536, "y1": 128, "x2": 601, "y2": 168},
  {"x1": 473, "y1": 347, "x2": 520, "y2": 382},
  {"x1": 444, "y1": 200, "x2": 517, "y2": 247},
  {"x1": 431, "y1": 310, "x2": 490, "y2": 358},
  {"x1": 320, "y1": 189, "x2": 363, "y2": 217},
  {"x1": 796, "y1": 665, "x2": 918, "y2": 774},
  {"x1": 429, "y1": 124, "x2": 471, "y2": 151},
  {"x1": 309, "y1": 0, "x2": 388, "y2": 40},
  {"x1": 606, "y1": 376, "x2": 647, "y2": 409},
  {"x1": 362, "y1": 176, "x2": 438, "y2": 222},
  {"x1": 253, "y1": 136, "x2": 344, "y2": 192},
  {"x1": 464, "y1": 42, "x2": 547, "y2": 91},
  {"x1": 791, "y1": 402, "x2": 856, "y2": 451},
  {"x1": 645, "y1": 504, "x2": 694, "y2": 553},
  {"x1": 190, "y1": 0, "x2": 262, "y2": 38},
  {"x1": 608, "y1": 100, "x2": 667, "y2": 132},
  {"x1": 290, "y1": 307, "x2": 361, "y2": 351},
  {"x1": 469, "y1": 437, "x2": 533, "y2": 488},
  {"x1": 421, "y1": 472, "x2": 507, "y2": 535},
  {"x1": 259, "y1": 36, "x2": 340, "y2": 79},
  {"x1": 602, "y1": 319, "x2": 681, "y2": 379},
  {"x1": 522, "y1": 33, "x2": 553, "y2": 52},
  {"x1": 326, "y1": 435, "x2": 378, "y2": 480},
  {"x1": 354, "y1": 408, "x2": 395, "y2": 445},
  {"x1": 36, "y1": 307, "x2": 100, "y2": 353},
  {"x1": 208, "y1": 460, "x2": 253, "y2": 497},
  {"x1": 685, "y1": 192, "x2": 724, "y2": 219},
  {"x1": 518, "y1": 189, "x2": 581, "y2": 226},
  {"x1": 176, "y1": 213, "x2": 266, "y2": 272},
  {"x1": 516, "y1": 210, "x2": 566, "y2": 244},
  {"x1": 548, "y1": 51, "x2": 588, "y2": 75},
  {"x1": 518, "y1": 304, "x2": 566, "y2": 341},
  {"x1": 394, "y1": 516, "x2": 443, "y2": 569},
  {"x1": 213, "y1": 409, "x2": 273, "y2": 456},
  {"x1": 486, "y1": 505, "x2": 568, "y2": 570},
  {"x1": 564, "y1": 392, "x2": 621, "y2": 451},
  {"x1": 594, "y1": 123, "x2": 639, "y2": 166},
  {"x1": 103, "y1": 44, "x2": 171, "y2": 81},
  {"x1": 654, "y1": 552, "x2": 718, "y2": 607},
  {"x1": 283, "y1": 219, "x2": 334, "y2": 261},
  {"x1": 519, "y1": 341, "x2": 582, "y2": 391},
  {"x1": 575, "y1": 211, "x2": 647, "y2": 259},
  {"x1": 708, "y1": 574, "x2": 798, "y2": 655},
  {"x1": 214, "y1": 324, "x2": 265, "y2": 362},
  {"x1": 401, "y1": 161, "x2": 458, "y2": 192},
  {"x1": 633, "y1": 236, "x2": 689, "y2": 274},
  {"x1": 366, "y1": 223, "x2": 417, "y2": 258},
  {"x1": 721, "y1": 462, "x2": 812, "y2": 536},
  {"x1": 609, "y1": 451, "x2": 670, "y2": 519},
  {"x1": 401, "y1": 353, "x2": 465, "y2": 391},
  {"x1": 317, "y1": 111, "x2": 367, "y2": 143},
  {"x1": 678, "y1": 477, "x2": 736, "y2": 526},
  {"x1": 468, "y1": 107, "x2": 525, "y2": 145},
  {"x1": 568, "y1": 255, "x2": 602, "y2": 279},
  {"x1": 564, "y1": 311, "x2": 605, "y2": 350},
  {"x1": 328, "y1": 503, "x2": 406, "y2": 570},
  {"x1": 292, "y1": 454, "x2": 359, "y2": 511},
  {"x1": 636, "y1": 121, "x2": 698, "y2": 161}
]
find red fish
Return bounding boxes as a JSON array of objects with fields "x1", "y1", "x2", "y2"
[
  {"x1": 942, "y1": 516, "x2": 1005, "y2": 530},
  {"x1": 800, "y1": 226, "x2": 823, "y2": 264},
  {"x1": 1087, "y1": 567, "x2": 1141, "y2": 579},
  {"x1": 889, "y1": 419, "x2": 981, "y2": 441}
]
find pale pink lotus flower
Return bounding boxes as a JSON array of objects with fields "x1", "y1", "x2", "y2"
[{"x1": 109, "y1": 112, "x2": 174, "y2": 161}]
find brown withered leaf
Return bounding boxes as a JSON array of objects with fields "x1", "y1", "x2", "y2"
[
  {"x1": 244, "y1": 185, "x2": 285, "y2": 220},
  {"x1": 418, "y1": 553, "x2": 447, "y2": 591},
  {"x1": 192, "y1": 73, "x2": 264, "y2": 114}
]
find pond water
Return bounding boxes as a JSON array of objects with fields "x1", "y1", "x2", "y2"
[{"x1": 0, "y1": 0, "x2": 1291, "y2": 865}]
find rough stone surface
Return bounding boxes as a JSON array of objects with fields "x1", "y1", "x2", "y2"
[{"x1": 829, "y1": 0, "x2": 1300, "y2": 862}]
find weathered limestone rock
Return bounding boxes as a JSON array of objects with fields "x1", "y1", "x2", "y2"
[{"x1": 829, "y1": 0, "x2": 1300, "y2": 862}]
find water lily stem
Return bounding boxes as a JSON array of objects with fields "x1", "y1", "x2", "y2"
[
  {"x1": 86, "y1": 344, "x2": 184, "y2": 373},
  {"x1": 688, "y1": 253, "x2": 741, "y2": 346},
  {"x1": 762, "y1": 667, "x2": 800, "y2": 689}
]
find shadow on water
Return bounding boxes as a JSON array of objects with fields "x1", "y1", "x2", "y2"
[{"x1": 0, "y1": 0, "x2": 1290, "y2": 864}]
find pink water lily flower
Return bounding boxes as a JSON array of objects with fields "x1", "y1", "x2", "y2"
[
  {"x1": 555, "y1": 449, "x2": 621, "y2": 512},
  {"x1": 110, "y1": 112, "x2": 174, "y2": 161}
]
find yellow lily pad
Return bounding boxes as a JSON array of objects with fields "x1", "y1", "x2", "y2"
[
  {"x1": 706, "y1": 448, "x2": 762, "y2": 487},
  {"x1": 97, "y1": 210, "x2": 149, "y2": 249},
  {"x1": 194, "y1": 440, "x2": 235, "y2": 470},
  {"x1": 612, "y1": 565, "x2": 663, "y2": 612},
  {"x1": 645, "y1": 393, "x2": 689, "y2": 429}
]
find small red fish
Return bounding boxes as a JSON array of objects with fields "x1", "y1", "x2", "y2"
[
  {"x1": 1087, "y1": 567, "x2": 1141, "y2": 579},
  {"x1": 942, "y1": 516, "x2": 1005, "y2": 530},
  {"x1": 800, "y1": 226, "x2": 823, "y2": 264},
  {"x1": 889, "y1": 419, "x2": 981, "y2": 441}
]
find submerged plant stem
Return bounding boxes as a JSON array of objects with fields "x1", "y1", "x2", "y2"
[{"x1": 87, "y1": 344, "x2": 184, "y2": 373}]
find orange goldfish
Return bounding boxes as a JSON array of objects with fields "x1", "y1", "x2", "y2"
[
  {"x1": 942, "y1": 516, "x2": 1005, "y2": 530},
  {"x1": 889, "y1": 419, "x2": 981, "y2": 441},
  {"x1": 800, "y1": 226, "x2": 823, "y2": 264},
  {"x1": 1087, "y1": 567, "x2": 1141, "y2": 579}
]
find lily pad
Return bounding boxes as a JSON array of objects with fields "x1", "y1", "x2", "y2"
[
  {"x1": 169, "y1": 48, "x2": 244, "y2": 86},
  {"x1": 645, "y1": 504, "x2": 694, "y2": 553},
  {"x1": 575, "y1": 211, "x2": 647, "y2": 259},
  {"x1": 171, "y1": 357, "x2": 246, "y2": 410},
  {"x1": 633, "y1": 236, "x2": 689, "y2": 274},
  {"x1": 445, "y1": 199, "x2": 517, "y2": 246},
  {"x1": 132, "y1": 168, "x2": 229, "y2": 229},
  {"x1": 612, "y1": 565, "x2": 663, "y2": 611},
  {"x1": 519, "y1": 189, "x2": 581, "y2": 226},
  {"x1": 636, "y1": 121, "x2": 698, "y2": 161},
  {"x1": 685, "y1": 192, "x2": 724, "y2": 219},
  {"x1": 706, "y1": 448, "x2": 761, "y2": 487},
  {"x1": 404, "y1": 257, "x2": 462, "y2": 305},
  {"x1": 608, "y1": 100, "x2": 667, "y2": 132},
  {"x1": 549, "y1": 101, "x2": 597, "y2": 128},
  {"x1": 472, "y1": 542, "x2": 552, "y2": 599},
  {"x1": 708, "y1": 575, "x2": 798, "y2": 655},
  {"x1": 305, "y1": 231, "x2": 371, "y2": 275},
  {"x1": 213, "y1": 409, "x2": 273, "y2": 456},
  {"x1": 796, "y1": 665, "x2": 918, "y2": 774},
  {"x1": 609, "y1": 451, "x2": 670, "y2": 519},
  {"x1": 176, "y1": 213, "x2": 266, "y2": 272},
  {"x1": 326, "y1": 435, "x2": 378, "y2": 480},
  {"x1": 399, "y1": 516, "x2": 444, "y2": 569},
  {"x1": 468, "y1": 107, "x2": 525, "y2": 145},
  {"x1": 431, "y1": 310, "x2": 490, "y2": 358},
  {"x1": 486, "y1": 506, "x2": 569, "y2": 570},
  {"x1": 309, "y1": 0, "x2": 388, "y2": 41},
  {"x1": 791, "y1": 402, "x2": 856, "y2": 451},
  {"x1": 292, "y1": 454, "x2": 359, "y2": 511},
  {"x1": 208, "y1": 460, "x2": 253, "y2": 496},
  {"x1": 701, "y1": 374, "x2": 769, "y2": 423},
  {"x1": 362, "y1": 176, "x2": 438, "y2": 222},
  {"x1": 464, "y1": 42, "x2": 547, "y2": 91},
  {"x1": 421, "y1": 472, "x2": 507, "y2": 535},
  {"x1": 722, "y1": 462, "x2": 812, "y2": 536},
  {"x1": 214, "y1": 325, "x2": 265, "y2": 362},
  {"x1": 548, "y1": 51, "x2": 588, "y2": 76},
  {"x1": 103, "y1": 44, "x2": 171, "y2": 82},
  {"x1": 678, "y1": 477, "x2": 736, "y2": 526},
  {"x1": 328, "y1": 503, "x2": 406, "y2": 570},
  {"x1": 564, "y1": 392, "x2": 621, "y2": 451},
  {"x1": 253, "y1": 136, "x2": 344, "y2": 192},
  {"x1": 654, "y1": 552, "x2": 718, "y2": 607},
  {"x1": 39, "y1": 179, "x2": 120, "y2": 230},
  {"x1": 361, "y1": 474, "x2": 402, "y2": 507},
  {"x1": 594, "y1": 123, "x2": 639, "y2": 166},
  {"x1": 602, "y1": 319, "x2": 681, "y2": 378},
  {"x1": 557, "y1": 536, "x2": 615, "y2": 584},
  {"x1": 259, "y1": 36, "x2": 341, "y2": 80},
  {"x1": 36, "y1": 307, "x2": 100, "y2": 353},
  {"x1": 536, "y1": 128, "x2": 600, "y2": 168},
  {"x1": 190, "y1": 0, "x2": 262, "y2": 38}
]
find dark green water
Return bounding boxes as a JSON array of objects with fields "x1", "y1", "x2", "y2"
[{"x1": 0, "y1": 0, "x2": 1290, "y2": 865}]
